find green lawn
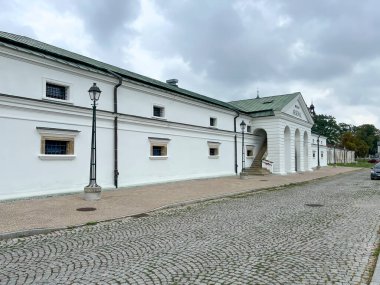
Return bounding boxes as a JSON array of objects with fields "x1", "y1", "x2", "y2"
[{"x1": 329, "y1": 161, "x2": 374, "y2": 168}]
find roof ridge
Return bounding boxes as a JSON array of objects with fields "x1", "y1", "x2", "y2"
[{"x1": 228, "y1": 92, "x2": 300, "y2": 104}]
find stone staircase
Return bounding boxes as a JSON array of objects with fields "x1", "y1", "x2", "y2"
[{"x1": 243, "y1": 139, "x2": 271, "y2": 176}]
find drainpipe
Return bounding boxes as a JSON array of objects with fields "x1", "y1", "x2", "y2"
[
  {"x1": 108, "y1": 70, "x2": 122, "y2": 188},
  {"x1": 234, "y1": 112, "x2": 240, "y2": 174}
]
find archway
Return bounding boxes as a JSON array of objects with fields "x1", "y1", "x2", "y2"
[
  {"x1": 295, "y1": 129, "x2": 301, "y2": 172},
  {"x1": 303, "y1": 131, "x2": 309, "y2": 170},
  {"x1": 284, "y1": 126, "x2": 291, "y2": 172}
]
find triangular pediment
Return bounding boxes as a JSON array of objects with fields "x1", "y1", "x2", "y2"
[{"x1": 281, "y1": 94, "x2": 314, "y2": 124}]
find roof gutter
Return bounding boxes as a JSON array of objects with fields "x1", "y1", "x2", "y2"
[{"x1": 108, "y1": 70, "x2": 123, "y2": 188}]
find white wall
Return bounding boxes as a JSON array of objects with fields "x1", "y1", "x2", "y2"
[{"x1": 310, "y1": 134, "x2": 328, "y2": 168}]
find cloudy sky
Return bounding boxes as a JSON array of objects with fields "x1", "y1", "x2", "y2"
[{"x1": 1, "y1": 0, "x2": 379, "y2": 127}]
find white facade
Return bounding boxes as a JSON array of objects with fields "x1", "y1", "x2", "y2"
[
  {"x1": 0, "y1": 32, "x2": 317, "y2": 200},
  {"x1": 310, "y1": 134, "x2": 328, "y2": 168}
]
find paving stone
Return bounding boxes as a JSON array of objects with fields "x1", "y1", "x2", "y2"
[{"x1": 0, "y1": 170, "x2": 379, "y2": 284}]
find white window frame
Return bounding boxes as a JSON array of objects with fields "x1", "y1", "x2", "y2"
[
  {"x1": 37, "y1": 127, "x2": 79, "y2": 160},
  {"x1": 42, "y1": 78, "x2": 73, "y2": 104},
  {"x1": 152, "y1": 104, "x2": 166, "y2": 119},
  {"x1": 208, "y1": 141, "x2": 220, "y2": 159},
  {"x1": 209, "y1": 117, "x2": 217, "y2": 128},
  {"x1": 246, "y1": 145, "x2": 254, "y2": 158},
  {"x1": 246, "y1": 125, "x2": 252, "y2": 133},
  {"x1": 149, "y1": 137, "x2": 170, "y2": 160}
]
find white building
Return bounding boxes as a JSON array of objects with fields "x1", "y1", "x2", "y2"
[{"x1": 0, "y1": 31, "x2": 318, "y2": 200}]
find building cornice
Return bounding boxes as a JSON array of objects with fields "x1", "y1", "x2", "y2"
[{"x1": 0, "y1": 93, "x2": 256, "y2": 138}]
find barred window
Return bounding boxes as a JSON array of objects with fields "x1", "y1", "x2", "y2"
[
  {"x1": 210, "y1": 117, "x2": 217, "y2": 127},
  {"x1": 46, "y1": 83, "x2": 67, "y2": 100},
  {"x1": 37, "y1": 127, "x2": 79, "y2": 160},
  {"x1": 208, "y1": 141, "x2": 220, "y2": 158},
  {"x1": 149, "y1": 137, "x2": 170, "y2": 160},
  {"x1": 45, "y1": 140, "x2": 69, "y2": 155},
  {"x1": 153, "y1": 105, "x2": 165, "y2": 118}
]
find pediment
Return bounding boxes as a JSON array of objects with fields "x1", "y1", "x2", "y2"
[{"x1": 281, "y1": 94, "x2": 314, "y2": 124}]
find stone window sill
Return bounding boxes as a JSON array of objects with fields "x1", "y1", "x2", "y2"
[{"x1": 38, "y1": 155, "x2": 76, "y2": 160}]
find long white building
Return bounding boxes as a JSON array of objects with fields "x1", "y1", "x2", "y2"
[{"x1": 0, "y1": 31, "x2": 321, "y2": 200}]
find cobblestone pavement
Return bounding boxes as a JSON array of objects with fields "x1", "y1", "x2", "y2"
[{"x1": 1, "y1": 170, "x2": 379, "y2": 285}]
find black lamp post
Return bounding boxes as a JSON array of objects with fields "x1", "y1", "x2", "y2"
[
  {"x1": 317, "y1": 134, "x2": 320, "y2": 169},
  {"x1": 84, "y1": 83, "x2": 102, "y2": 201},
  {"x1": 240, "y1": 120, "x2": 246, "y2": 175}
]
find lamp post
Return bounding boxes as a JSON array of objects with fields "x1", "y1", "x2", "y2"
[
  {"x1": 240, "y1": 120, "x2": 246, "y2": 178},
  {"x1": 333, "y1": 144, "x2": 337, "y2": 167},
  {"x1": 84, "y1": 83, "x2": 102, "y2": 201},
  {"x1": 317, "y1": 134, "x2": 320, "y2": 169}
]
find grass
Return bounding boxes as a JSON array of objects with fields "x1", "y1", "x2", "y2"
[{"x1": 330, "y1": 161, "x2": 374, "y2": 168}]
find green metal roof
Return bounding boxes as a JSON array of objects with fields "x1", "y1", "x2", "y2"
[
  {"x1": 228, "y1": 92, "x2": 300, "y2": 113},
  {"x1": 0, "y1": 31, "x2": 236, "y2": 112}
]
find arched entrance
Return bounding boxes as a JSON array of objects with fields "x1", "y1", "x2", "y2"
[
  {"x1": 284, "y1": 126, "x2": 291, "y2": 172},
  {"x1": 295, "y1": 129, "x2": 301, "y2": 172},
  {"x1": 303, "y1": 131, "x2": 309, "y2": 170}
]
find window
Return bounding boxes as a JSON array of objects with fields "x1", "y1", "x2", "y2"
[
  {"x1": 153, "y1": 105, "x2": 165, "y2": 118},
  {"x1": 43, "y1": 79, "x2": 71, "y2": 103},
  {"x1": 208, "y1": 141, "x2": 220, "y2": 158},
  {"x1": 209, "y1": 148, "x2": 218, "y2": 156},
  {"x1": 321, "y1": 151, "x2": 324, "y2": 158},
  {"x1": 313, "y1": 151, "x2": 316, "y2": 158},
  {"x1": 246, "y1": 145, "x2": 254, "y2": 158},
  {"x1": 149, "y1": 137, "x2": 170, "y2": 159},
  {"x1": 247, "y1": 125, "x2": 252, "y2": 133},
  {"x1": 210, "y1": 117, "x2": 217, "y2": 127},
  {"x1": 45, "y1": 140, "x2": 71, "y2": 155},
  {"x1": 37, "y1": 127, "x2": 79, "y2": 160},
  {"x1": 46, "y1": 83, "x2": 67, "y2": 100}
]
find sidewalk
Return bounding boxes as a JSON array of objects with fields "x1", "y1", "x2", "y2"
[{"x1": 0, "y1": 166, "x2": 362, "y2": 239}]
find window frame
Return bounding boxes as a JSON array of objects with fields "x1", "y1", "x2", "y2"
[
  {"x1": 152, "y1": 104, "x2": 166, "y2": 119},
  {"x1": 37, "y1": 127, "x2": 80, "y2": 160},
  {"x1": 246, "y1": 145, "x2": 254, "y2": 158},
  {"x1": 42, "y1": 78, "x2": 72, "y2": 104},
  {"x1": 208, "y1": 141, "x2": 220, "y2": 159},
  {"x1": 246, "y1": 125, "x2": 252, "y2": 133},
  {"x1": 209, "y1": 117, "x2": 217, "y2": 128},
  {"x1": 149, "y1": 137, "x2": 170, "y2": 160}
]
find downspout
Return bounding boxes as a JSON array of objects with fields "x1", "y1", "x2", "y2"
[
  {"x1": 108, "y1": 70, "x2": 123, "y2": 188},
  {"x1": 234, "y1": 112, "x2": 240, "y2": 174}
]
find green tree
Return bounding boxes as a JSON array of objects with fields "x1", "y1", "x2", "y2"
[
  {"x1": 354, "y1": 124, "x2": 380, "y2": 155},
  {"x1": 311, "y1": 114, "x2": 341, "y2": 144}
]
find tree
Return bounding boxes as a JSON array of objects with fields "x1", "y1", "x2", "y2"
[
  {"x1": 311, "y1": 114, "x2": 341, "y2": 145},
  {"x1": 341, "y1": 132, "x2": 369, "y2": 157},
  {"x1": 354, "y1": 124, "x2": 380, "y2": 155}
]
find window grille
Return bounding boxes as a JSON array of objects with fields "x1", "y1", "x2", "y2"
[
  {"x1": 46, "y1": 83, "x2": 66, "y2": 100},
  {"x1": 153, "y1": 106, "x2": 164, "y2": 117},
  {"x1": 209, "y1": 148, "x2": 218, "y2": 156},
  {"x1": 45, "y1": 140, "x2": 68, "y2": 155}
]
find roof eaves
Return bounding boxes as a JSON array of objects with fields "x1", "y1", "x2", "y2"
[{"x1": 0, "y1": 32, "x2": 238, "y2": 113}]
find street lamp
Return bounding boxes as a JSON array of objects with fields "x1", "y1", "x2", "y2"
[
  {"x1": 240, "y1": 120, "x2": 246, "y2": 177},
  {"x1": 317, "y1": 134, "x2": 320, "y2": 169},
  {"x1": 84, "y1": 83, "x2": 102, "y2": 201}
]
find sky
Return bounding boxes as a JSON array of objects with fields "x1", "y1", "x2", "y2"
[{"x1": 1, "y1": 0, "x2": 379, "y2": 128}]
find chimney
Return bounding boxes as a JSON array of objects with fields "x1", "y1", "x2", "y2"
[{"x1": 166, "y1": 79, "x2": 178, "y2": 87}]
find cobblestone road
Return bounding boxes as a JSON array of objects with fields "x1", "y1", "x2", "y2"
[{"x1": 1, "y1": 170, "x2": 380, "y2": 285}]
